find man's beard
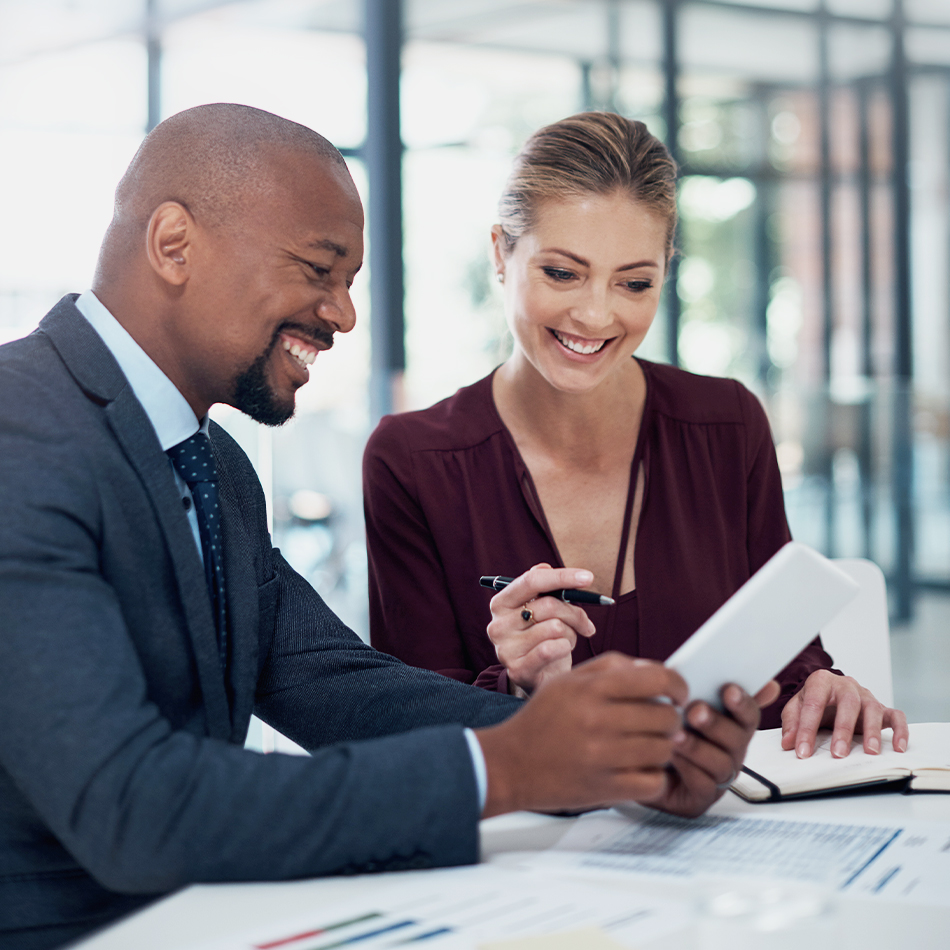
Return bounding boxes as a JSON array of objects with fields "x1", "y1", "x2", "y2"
[
  {"x1": 232, "y1": 323, "x2": 334, "y2": 427},
  {"x1": 232, "y1": 333, "x2": 295, "y2": 427}
]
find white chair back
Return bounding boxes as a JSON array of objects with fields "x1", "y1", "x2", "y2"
[{"x1": 819, "y1": 558, "x2": 894, "y2": 708}]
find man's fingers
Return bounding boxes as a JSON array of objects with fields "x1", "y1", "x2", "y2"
[
  {"x1": 670, "y1": 727, "x2": 737, "y2": 786},
  {"x1": 573, "y1": 653, "x2": 689, "y2": 707},
  {"x1": 885, "y1": 708, "x2": 909, "y2": 753},
  {"x1": 608, "y1": 700, "x2": 684, "y2": 739},
  {"x1": 721, "y1": 684, "x2": 763, "y2": 731}
]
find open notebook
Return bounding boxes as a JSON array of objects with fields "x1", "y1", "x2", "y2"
[{"x1": 731, "y1": 722, "x2": 950, "y2": 802}]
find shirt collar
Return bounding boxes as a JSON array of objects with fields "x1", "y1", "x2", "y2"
[{"x1": 74, "y1": 290, "x2": 207, "y2": 450}]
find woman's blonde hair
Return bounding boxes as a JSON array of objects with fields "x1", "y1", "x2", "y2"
[{"x1": 497, "y1": 112, "x2": 678, "y2": 262}]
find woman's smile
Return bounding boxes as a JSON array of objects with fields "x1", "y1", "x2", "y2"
[{"x1": 548, "y1": 327, "x2": 613, "y2": 359}]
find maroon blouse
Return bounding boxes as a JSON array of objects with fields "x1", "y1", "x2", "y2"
[{"x1": 363, "y1": 359, "x2": 835, "y2": 729}]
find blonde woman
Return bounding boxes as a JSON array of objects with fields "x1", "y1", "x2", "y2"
[{"x1": 364, "y1": 113, "x2": 906, "y2": 816}]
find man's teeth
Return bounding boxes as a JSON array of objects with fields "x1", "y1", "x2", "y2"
[
  {"x1": 553, "y1": 330, "x2": 606, "y2": 355},
  {"x1": 283, "y1": 339, "x2": 317, "y2": 367}
]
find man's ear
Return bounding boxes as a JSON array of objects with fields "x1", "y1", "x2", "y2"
[{"x1": 146, "y1": 202, "x2": 194, "y2": 287}]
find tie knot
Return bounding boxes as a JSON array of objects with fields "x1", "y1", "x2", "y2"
[{"x1": 167, "y1": 432, "x2": 219, "y2": 485}]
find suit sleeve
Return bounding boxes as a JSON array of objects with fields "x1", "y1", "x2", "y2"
[
  {"x1": 362, "y1": 416, "x2": 484, "y2": 684},
  {"x1": 0, "y1": 381, "x2": 518, "y2": 899},
  {"x1": 737, "y1": 383, "x2": 836, "y2": 729}
]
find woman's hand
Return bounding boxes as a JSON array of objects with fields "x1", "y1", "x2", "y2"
[
  {"x1": 487, "y1": 563, "x2": 597, "y2": 694},
  {"x1": 781, "y1": 670, "x2": 909, "y2": 759},
  {"x1": 638, "y1": 679, "x2": 780, "y2": 818}
]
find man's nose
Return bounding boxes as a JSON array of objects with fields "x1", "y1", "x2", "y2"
[{"x1": 317, "y1": 287, "x2": 357, "y2": 335}]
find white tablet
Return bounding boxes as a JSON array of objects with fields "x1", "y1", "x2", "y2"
[{"x1": 665, "y1": 541, "x2": 860, "y2": 710}]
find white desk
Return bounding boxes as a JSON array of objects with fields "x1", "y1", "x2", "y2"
[{"x1": 75, "y1": 791, "x2": 950, "y2": 950}]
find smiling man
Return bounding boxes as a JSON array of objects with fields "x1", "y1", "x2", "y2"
[{"x1": 0, "y1": 104, "x2": 691, "y2": 950}]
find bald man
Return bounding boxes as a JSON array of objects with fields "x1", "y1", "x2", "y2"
[{"x1": 0, "y1": 104, "x2": 699, "y2": 950}]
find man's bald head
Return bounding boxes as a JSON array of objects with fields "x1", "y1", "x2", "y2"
[{"x1": 96, "y1": 103, "x2": 347, "y2": 281}]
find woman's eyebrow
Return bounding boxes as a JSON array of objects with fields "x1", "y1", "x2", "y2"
[{"x1": 540, "y1": 247, "x2": 659, "y2": 271}]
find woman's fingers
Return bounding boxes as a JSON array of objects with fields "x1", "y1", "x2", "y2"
[
  {"x1": 786, "y1": 671, "x2": 835, "y2": 757},
  {"x1": 781, "y1": 670, "x2": 911, "y2": 759},
  {"x1": 885, "y1": 707, "x2": 909, "y2": 753},
  {"x1": 490, "y1": 565, "x2": 596, "y2": 614},
  {"x1": 487, "y1": 565, "x2": 603, "y2": 692},
  {"x1": 827, "y1": 683, "x2": 864, "y2": 758}
]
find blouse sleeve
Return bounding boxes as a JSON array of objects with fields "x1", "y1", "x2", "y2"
[
  {"x1": 738, "y1": 383, "x2": 837, "y2": 729},
  {"x1": 363, "y1": 416, "x2": 482, "y2": 685}
]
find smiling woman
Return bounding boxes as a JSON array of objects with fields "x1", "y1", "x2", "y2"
[{"x1": 362, "y1": 112, "x2": 905, "y2": 817}]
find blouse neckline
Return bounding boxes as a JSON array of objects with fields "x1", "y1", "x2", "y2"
[{"x1": 484, "y1": 358, "x2": 653, "y2": 600}]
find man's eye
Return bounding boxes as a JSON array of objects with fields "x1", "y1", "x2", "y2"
[
  {"x1": 309, "y1": 263, "x2": 330, "y2": 278},
  {"x1": 542, "y1": 267, "x2": 575, "y2": 282}
]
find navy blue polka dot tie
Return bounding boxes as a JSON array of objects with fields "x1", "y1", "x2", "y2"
[{"x1": 167, "y1": 432, "x2": 227, "y2": 665}]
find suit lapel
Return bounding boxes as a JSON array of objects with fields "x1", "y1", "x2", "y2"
[
  {"x1": 213, "y1": 446, "x2": 260, "y2": 744},
  {"x1": 40, "y1": 297, "x2": 233, "y2": 740}
]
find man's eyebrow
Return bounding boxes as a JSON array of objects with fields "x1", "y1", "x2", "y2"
[{"x1": 306, "y1": 239, "x2": 349, "y2": 257}]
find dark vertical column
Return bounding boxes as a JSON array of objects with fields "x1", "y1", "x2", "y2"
[
  {"x1": 661, "y1": 0, "x2": 681, "y2": 368},
  {"x1": 365, "y1": 0, "x2": 405, "y2": 423},
  {"x1": 817, "y1": 3, "x2": 836, "y2": 556},
  {"x1": 856, "y1": 78, "x2": 875, "y2": 561},
  {"x1": 890, "y1": 0, "x2": 915, "y2": 619},
  {"x1": 146, "y1": 0, "x2": 161, "y2": 132}
]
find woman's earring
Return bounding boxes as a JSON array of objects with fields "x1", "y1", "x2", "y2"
[{"x1": 496, "y1": 272, "x2": 504, "y2": 283}]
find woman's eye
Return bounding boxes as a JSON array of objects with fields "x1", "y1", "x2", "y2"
[
  {"x1": 542, "y1": 266, "x2": 575, "y2": 282},
  {"x1": 625, "y1": 279, "x2": 653, "y2": 292}
]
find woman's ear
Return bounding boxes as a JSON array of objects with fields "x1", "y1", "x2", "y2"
[
  {"x1": 146, "y1": 201, "x2": 194, "y2": 287},
  {"x1": 490, "y1": 225, "x2": 507, "y2": 283}
]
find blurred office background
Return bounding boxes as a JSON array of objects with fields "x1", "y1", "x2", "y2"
[{"x1": 1, "y1": 0, "x2": 949, "y2": 720}]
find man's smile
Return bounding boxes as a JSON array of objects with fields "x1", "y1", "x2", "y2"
[{"x1": 281, "y1": 331, "x2": 320, "y2": 369}]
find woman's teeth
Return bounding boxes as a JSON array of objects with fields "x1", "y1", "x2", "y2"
[
  {"x1": 283, "y1": 339, "x2": 317, "y2": 368},
  {"x1": 553, "y1": 330, "x2": 607, "y2": 355}
]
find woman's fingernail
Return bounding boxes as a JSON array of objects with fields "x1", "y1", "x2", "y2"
[
  {"x1": 673, "y1": 730, "x2": 687, "y2": 744},
  {"x1": 575, "y1": 570, "x2": 593, "y2": 584},
  {"x1": 797, "y1": 743, "x2": 810, "y2": 758},
  {"x1": 898, "y1": 738, "x2": 907, "y2": 752},
  {"x1": 868, "y1": 736, "x2": 880, "y2": 754},
  {"x1": 833, "y1": 740, "x2": 850, "y2": 758}
]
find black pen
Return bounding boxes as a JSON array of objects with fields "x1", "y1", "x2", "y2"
[{"x1": 479, "y1": 575, "x2": 616, "y2": 606}]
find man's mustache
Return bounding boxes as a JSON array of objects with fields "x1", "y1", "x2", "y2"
[{"x1": 277, "y1": 323, "x2": 335, "y2": 351}]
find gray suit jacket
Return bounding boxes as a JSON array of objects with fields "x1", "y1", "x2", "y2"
[{"x1": 0, "y1": 297, "x2": 521, "y2": 950}]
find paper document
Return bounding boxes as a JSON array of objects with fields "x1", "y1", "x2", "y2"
[
  {"x1": 185, "y1": 864, "x2": 687, "y2": 950},
  {"x1": 514, "y1": 809, "x2": 950, "y2": 906}
]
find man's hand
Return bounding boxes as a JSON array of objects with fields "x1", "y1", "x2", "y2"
[
  {"x1": 781, "y1": 670, "x2": 909, "y2": 759},
  {"x1": 476, "y1": 653, "x2": 687, "y2": 817},
  {"x1": 487, "y1": 564, "x2": 597, "y2": 693},
  {"x1": 638, "y1": 680, "x2": 780, "y2": 819}
]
